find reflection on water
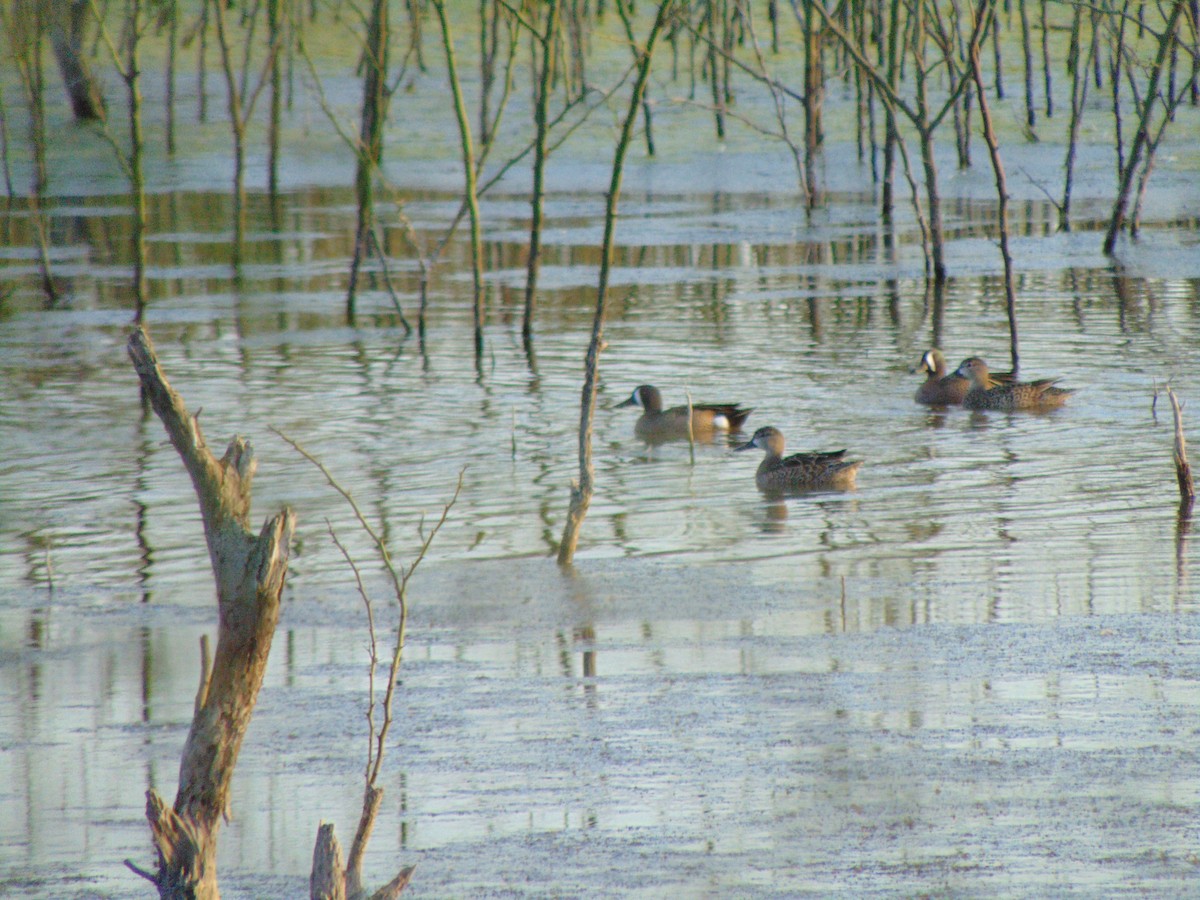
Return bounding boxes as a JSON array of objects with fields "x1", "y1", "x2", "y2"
[
  {"x1": 4, "y1": 588, "x2": 1200, "y2": 896},
  {"x1": 3, "y1": 159, "x2": 1200, "y2": 893}
]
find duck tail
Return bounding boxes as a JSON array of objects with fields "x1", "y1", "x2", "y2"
[{"x1": 729, "y1": 408, "x2": 754, "y2": 430}]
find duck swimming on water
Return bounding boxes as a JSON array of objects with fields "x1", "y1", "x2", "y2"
[
  {"x1": 954, "y1": 357, "x2": 1073, "y2": 411},
  {"x1": 735, "y1": 426, "x2": 862, "y2": 492},
  {"x1": 912, "y1": 348, "x2": 1012, "y2": 405},
  {"x1": 618, "y1": 384, "x2": 752, "y2": 443}
]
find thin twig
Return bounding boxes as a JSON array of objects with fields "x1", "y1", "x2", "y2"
[
  {"x1": 678, "y1": 15, "x2": 806, "y2": 104},
  {"x1": 370, "y1": 470, "x2": 463, "y2": 787},
  {"x1": 327, "y1": 521, "x2": 379, "y2": 775},
  {"x1": 366, "y1": 227, "x2": 414, "y2": 335},
  {"x1": 685, "y1": 387, "x2": 695, "y2": 465},
  {"x1": 272, "y1": 428, "x2": 404, "y2": 598},
  {"x1": 123, "y1": 859, "x2": 158, "y2": 884},
  {"x1": 277, "y1": 428, "x2": 463, "y2": 895}
]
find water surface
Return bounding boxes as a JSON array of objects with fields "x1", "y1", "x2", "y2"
[{"x1": 2, "y1": 83, "x2": 1200, "y2": 896}]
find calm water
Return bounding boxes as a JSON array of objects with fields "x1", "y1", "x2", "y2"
[{"x1": 3, "y1": 77, "x2": 1200, "y2": 895}]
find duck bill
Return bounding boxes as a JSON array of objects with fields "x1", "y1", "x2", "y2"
[
  {"x1": 733, "y1": 439, "x2": 755, "y2": 452},
  {"x1": 616, "y1": 396, "x2": 638, "y2": 409}
]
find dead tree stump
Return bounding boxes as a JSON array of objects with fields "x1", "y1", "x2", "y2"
[
  {"x1": 1168, "y1": 387, "x2": 1194, "y2": 512},
  {"x1": 311, "y1": 824, "x2": 347, "y2": 900},
  {"x1": 310, "y1": 819, "x2": 415, "y2": 900},
  {"x1": 126, "y1": 326, "x2": 295, "y2": 899}
]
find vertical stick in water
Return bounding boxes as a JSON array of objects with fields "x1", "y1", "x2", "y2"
[
  {"x1": 434, "y1": 0, "x2": 486, "y2": 358},
  {"x1": 968, "y1": 0, "x2": 1019, "y2": 372},
  {"x1": 348, "y1": 0, "x2": 391, "y2": 313},
  {"x1": 558, "y1": 0, "x2": 673, "y2": 566},
  {"x1": 1168, "y1": 388, "x2": 1194, "y2": 510},
  {"x1": 685, "y1": 389, "x2": 696, "y2": 465},
  {"x1": 1018, "y1": 0, "x2": 1035, "y2": 128},
  {"x1": 1102, "y1": 0, "x2": 1186, "y2": 255},
  {"x1": 524, "y1": 0, "x2": 561, "y2": 346}
]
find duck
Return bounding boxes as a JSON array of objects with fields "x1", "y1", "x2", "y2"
[
  {"x1": 954, "y1": 357, "x2": 1074, "y2": 411},
  {"x1": 912, "y1": 348, "x2": 1012, "y2": 405},
  {"x1": 734, "y1": 426, "x2": 862, "y2": 492},
  {"x1": 617, "y1": 384, "x2": 752, "y2": 443}
]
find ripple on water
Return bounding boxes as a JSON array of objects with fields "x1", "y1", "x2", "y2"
[{"x1": 4, "y1": 170, "x2": 1200, "y2": 895}]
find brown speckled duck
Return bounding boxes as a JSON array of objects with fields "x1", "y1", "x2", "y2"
[
  {"x1": 913, "y1": 348, "x2": 1013, "y2": 405},
  {"x1": 735, "y1": 426, "x2": 862, "y2": 492},
  {"x1": 955, "y1": 357, "x2": 1074, "y2": 411},
  {"x1": 618, "y1": 384, "x2": 752, "y2": 443}
]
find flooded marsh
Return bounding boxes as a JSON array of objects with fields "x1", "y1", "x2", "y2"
[{"x1": 3, "y1": 3, "x2": 1200, "y2": 896}]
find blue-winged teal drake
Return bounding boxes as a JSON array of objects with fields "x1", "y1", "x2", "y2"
[
  {"x1": 913, "y1": 348, "x2": 1014, "y2": 405},
  {"x1": 954, "y1": 357, "x2": 1074, "y2": 411},
  {"x1": 618, "y1": 384, "x2": 752, "y2": 443},
  {"x1": 735, "y1": 426, "x2": 862, "y2": 492}
]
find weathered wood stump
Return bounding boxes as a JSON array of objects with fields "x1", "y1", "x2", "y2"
[
  {"x1": 126, "y1": 326, "x2": 295, "y2": 899},
  {"x1": 310, "y1": 817, "x2": 415, "y2": 900},
  {"x1": 310, "y1": 823, "x2": 347, "y2": 900}
]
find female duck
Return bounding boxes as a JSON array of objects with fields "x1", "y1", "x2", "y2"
[
  {"x1": 735, "y1": 426, "x2": 862, "y2": 492},
  {"x1": 954, "y1": 357, "x2": 1073, "y2": 411},
  {"x1": 913, "y1": 348, "x2": 1010, "y2": 405},
  {"x1": 618, "y1": 384, "x2": 752, "y2": 443}
]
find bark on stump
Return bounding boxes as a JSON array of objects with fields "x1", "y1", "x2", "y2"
[
  {"x1": 126, "y1": 326, "x2": 295, "y2": 899},
  {"x1": 310, "y1": 820, "x2": 415, "y2": 900}
]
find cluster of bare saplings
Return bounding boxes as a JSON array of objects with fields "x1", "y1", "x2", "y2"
[
  {"x1": 4, "y1": 0, "x2": 1196, "y2": 328},
  {"x1": 4, "y1": 1, "x2": 1197, "y2": 896}
]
